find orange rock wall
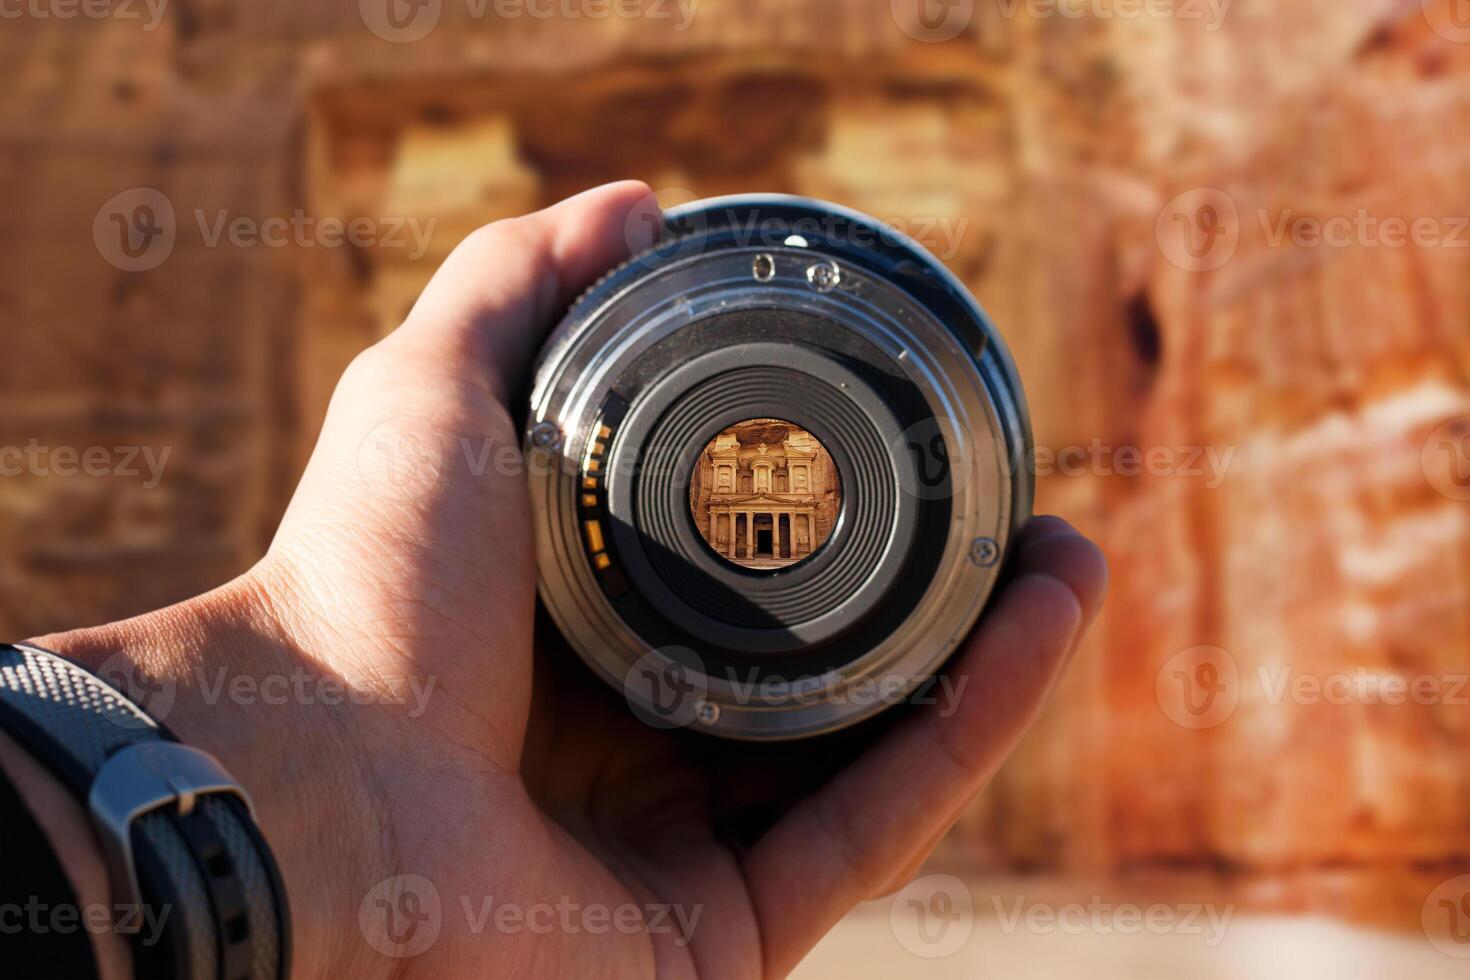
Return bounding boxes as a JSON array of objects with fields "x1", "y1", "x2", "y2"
[{"x1": 4, "y1": 0, "x2": 1468, "y2": 920}]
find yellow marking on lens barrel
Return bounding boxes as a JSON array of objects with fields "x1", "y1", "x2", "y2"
[
  {"x1": 593, "y1": 553, "x2": 612, "y2": 570},
  {"x1": 584, "y1": 520, "x2": 605, "y2": 553}
]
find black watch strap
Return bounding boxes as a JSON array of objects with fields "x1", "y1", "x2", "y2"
[{"x1": 0, "y1": 643, "x2": 291, "y2": 980}]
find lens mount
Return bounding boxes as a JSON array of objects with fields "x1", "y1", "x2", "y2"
[{"x1": 526, "y1": 195, "x2": 1032, "y2": 740}]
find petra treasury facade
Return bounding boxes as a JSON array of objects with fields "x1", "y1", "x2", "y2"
[{"x1": 690, "y1": 419, "x2": 840, "y2": 569}]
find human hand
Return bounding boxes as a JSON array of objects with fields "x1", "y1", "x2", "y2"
[{"x1": 38, "y1": 182, "x2": 1107, "y2": 979}]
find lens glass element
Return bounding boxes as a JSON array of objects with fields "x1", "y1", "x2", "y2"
[{"x1": 689, "y1": 418, "x2": 841, "y2": 571}]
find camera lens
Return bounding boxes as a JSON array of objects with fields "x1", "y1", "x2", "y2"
[{"x1": 525, "y1": 195, "x2": 1033, "y2": 740}]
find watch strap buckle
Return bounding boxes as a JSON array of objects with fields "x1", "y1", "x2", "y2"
[{"x1": 88, "y1": 741, "x2": 257, "y2": 912}]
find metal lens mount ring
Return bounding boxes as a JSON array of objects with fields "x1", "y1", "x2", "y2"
[{"x1": 525, "y1": 195, "x2": 1033, "y2": 741}]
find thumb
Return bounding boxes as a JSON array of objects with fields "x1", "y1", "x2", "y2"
[{"x1": 386, "y1": 180, "x2": 661, "y2": 405}]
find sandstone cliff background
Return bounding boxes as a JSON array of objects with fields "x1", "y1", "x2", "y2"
[{"x1": 3, "y1": 0, "x2": 1469, "y2": 975}]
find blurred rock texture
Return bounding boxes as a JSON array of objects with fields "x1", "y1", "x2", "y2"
[{"x1": 3, "y1": 0, "x2": 1468, "y2": 926}]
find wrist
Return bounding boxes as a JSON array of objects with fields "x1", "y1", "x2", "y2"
[{"x1": 29, "y1": 568, "x2": 395, "y2": 980}]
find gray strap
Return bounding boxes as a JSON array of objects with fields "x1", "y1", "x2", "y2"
[{"x1": 0, "y1": 643, "x2": 289, "y2": 980}]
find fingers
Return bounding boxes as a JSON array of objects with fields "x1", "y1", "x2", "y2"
[
  {"x1": 385, "y1": 180, "x2": 661, "y2": 404},
  {"x1": 743, "y1": 518, "x2": 1108, "y2": 977},
  {"x1": 1012, "y1": 515, "x2": 1109, "y2": 621}
]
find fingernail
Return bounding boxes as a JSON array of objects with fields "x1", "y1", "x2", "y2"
[{"x1": 624, "y1": 191, "x2": 664, "y2": 254}]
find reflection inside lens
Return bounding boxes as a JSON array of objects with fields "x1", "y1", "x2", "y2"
[{"x1": 690, "y1": 418, "x2": 840, "y2": 570}]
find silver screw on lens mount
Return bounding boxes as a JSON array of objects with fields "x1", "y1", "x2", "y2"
[{"x1": 525, "y1": 195, "x2": 1032, "y2": 740}]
